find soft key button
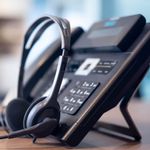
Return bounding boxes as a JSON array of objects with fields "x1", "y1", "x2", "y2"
[{"x1": 92, "y1": 60, "x2": 117, "y2": 75}]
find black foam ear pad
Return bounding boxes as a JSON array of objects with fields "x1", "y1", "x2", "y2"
[
  {"x1": 5, "y1": 98, "x2": 30, "y2": 131},
  {"x1": 23, "y1": 96, "x2": 46, "y2": 129},
  {"x1": 23, "y1": 96, "x2": 60, "y2": 138}
]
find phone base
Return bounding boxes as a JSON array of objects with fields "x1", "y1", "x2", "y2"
[{"x1": 92, "y1": 67, "x2": 149, "y2": 141}]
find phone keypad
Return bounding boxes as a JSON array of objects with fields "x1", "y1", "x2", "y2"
[
  {"x1": 60, "y1": 81, "x2": 99, "y2": 114},
  {"x1": 92, "y1": 60, "x2": 117, "y2": 74}
]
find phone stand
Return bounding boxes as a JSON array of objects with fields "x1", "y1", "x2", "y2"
[{"x1": 92, "y1": 66, "x2": 149, "y2": 141}]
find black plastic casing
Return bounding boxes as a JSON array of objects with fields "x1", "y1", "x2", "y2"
[{"x1": 53, "y1": 17, "x2": 150, "y2": 146}]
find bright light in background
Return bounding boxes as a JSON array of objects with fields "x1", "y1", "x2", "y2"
[
  {"x1": 0, "y1": 0, "x2": 29, "y2": 18},
  {"x1": 101, "y1": 0, "x2": 150, "y2": 21}
]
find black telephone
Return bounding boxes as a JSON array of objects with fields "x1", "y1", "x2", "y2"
[{"x1": 10, "y1": 14, "x2": 150, "y2": 146}]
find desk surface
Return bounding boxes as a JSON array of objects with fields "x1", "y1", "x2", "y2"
[{"x1": 0, "y1": 100, "x2": 149, "y2": 150}]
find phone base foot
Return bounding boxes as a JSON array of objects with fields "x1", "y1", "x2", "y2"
[{"x1": 92, "y1": 67, "x2": 149, "y2": 141}]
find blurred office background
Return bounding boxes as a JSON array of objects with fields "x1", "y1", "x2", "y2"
[{"x1": 0, "y1": 0, "x2": 150, "y2": 100}]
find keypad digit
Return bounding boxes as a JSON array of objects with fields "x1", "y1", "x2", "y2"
[{"x1": 60, "y1": 80, "x2": 100, "y2": 114}]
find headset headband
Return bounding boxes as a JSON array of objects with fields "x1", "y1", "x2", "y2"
[{"x1": 18, "y1": 16, "x2": 71, "y2": 98}]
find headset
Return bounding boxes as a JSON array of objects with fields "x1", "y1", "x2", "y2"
[{"x1": 0, "y1": 15, "x2": 71, "y2": 142}]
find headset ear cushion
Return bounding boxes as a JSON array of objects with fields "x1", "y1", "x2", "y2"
[
  {"x1": 5, "y1": 98, "x2": 30, "y2": 131},
  {"x1": 23, "y1": 96, "x2": 46, "y2": 129}
]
